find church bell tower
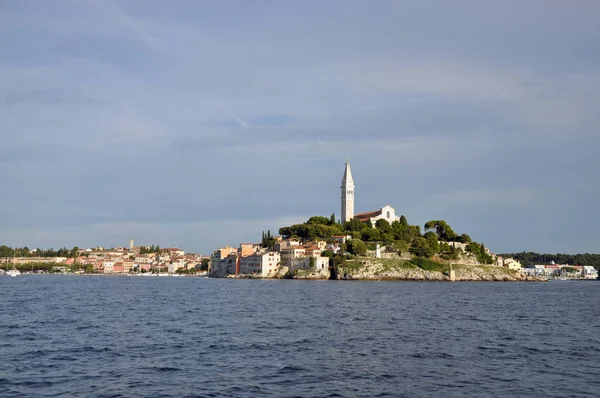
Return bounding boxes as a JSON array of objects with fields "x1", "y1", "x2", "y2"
[{"x1": 341, "y1": 159, "x2": 355, "y2": 223}]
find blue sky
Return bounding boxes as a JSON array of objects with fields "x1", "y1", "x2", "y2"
[{"x1": 1, "y1": 0, "x2": 599, "y2": 254}]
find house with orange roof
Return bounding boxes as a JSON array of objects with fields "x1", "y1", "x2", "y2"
[{"x1": 112, "y1": 262, "x2": 124, "y2": 273}]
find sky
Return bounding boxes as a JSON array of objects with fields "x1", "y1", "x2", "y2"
[{"x1": 1, "y1": 0, "x2": 599, "y2": 255}]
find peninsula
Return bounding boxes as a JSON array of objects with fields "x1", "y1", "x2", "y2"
[{"x1": 208, "y1": 160, "x2": 572, "y2": 281}]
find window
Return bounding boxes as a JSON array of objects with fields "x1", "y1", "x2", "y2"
[{"x1": 387, "y1": 211, "x2": 390, "y2": 219}]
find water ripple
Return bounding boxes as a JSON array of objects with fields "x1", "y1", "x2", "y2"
[{"x1": 1, "y1": 276, "x2": 599, "y2": 397}]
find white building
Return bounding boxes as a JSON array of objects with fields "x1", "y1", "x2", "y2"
[
  {"x1": 341, "y1": 159, "x2": 355, "y2": 223},
  {"x1": 103, "y1": 260, "x2": 114, "y2": 273},
  {"x1": 290, "y1": 256, "x2": 329, "y2": 272},
  {"x1": 583, "y1": 266, "x2": 598, "y2": 279},
  {"x1": 168, "y1": 259, "x2": 187, "y2": 274},
  {"x1": 354, "y1": 204, "x2": 401, "y2": 225},
  {"x1": 239, "y1": 252, "x2": 281, "y2": 277}
]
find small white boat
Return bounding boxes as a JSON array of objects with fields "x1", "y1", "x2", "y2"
[{"x1": 7, "y1": 253, "x2": 20, "y2": 277}]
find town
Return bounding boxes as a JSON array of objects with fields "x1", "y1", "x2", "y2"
[
  {"x1": 0, "y1": 240, "x2": 209, "y2": 276},
  {"x1": 1, "y1": 160, "x2": 598, "y2": 281},
  {"x1": 207, "y1": 160, "x2": 598, "y2": 281}
]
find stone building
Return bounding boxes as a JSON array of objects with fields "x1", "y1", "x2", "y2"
[
  {"x1": 340, "y1": 160, "x2": 400, "y2": 226},
  {"x1": 341, "y1": 159, "x2": 355, "y2": 223}
]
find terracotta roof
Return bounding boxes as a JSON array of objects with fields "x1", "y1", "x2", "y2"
[{"x1": 354, "y1": 209, "x2": 382, "y2": 221}]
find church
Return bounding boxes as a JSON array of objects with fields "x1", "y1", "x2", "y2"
[{"x1": 341, "y1": 159, "x2": 401, "y2": 225}]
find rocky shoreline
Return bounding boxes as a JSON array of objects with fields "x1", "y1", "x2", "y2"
[{"x1": 264, "y1": 258, "x2": 547, "y2": 282}]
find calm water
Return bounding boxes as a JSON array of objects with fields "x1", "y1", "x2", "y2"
[{"x1": 1, "y1": 276, "x2": 599, "y2": 397}]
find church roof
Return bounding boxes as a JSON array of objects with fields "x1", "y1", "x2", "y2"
[
  {"x1": 354, "y1": 209, "x2": 383, "y2": 222},
  {"x1": 341, "y1": 159, "x2": 353, "y2": 184}
]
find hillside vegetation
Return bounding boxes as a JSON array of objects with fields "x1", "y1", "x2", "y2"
[{"x1": 278, "y1": 214, "x2": 495, "y2": 266}]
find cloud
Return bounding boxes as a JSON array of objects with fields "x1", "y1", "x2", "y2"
[
  {"x1": 88, "y1": 0, "x2": 161, "y2": 50},
  {"x1": 0, "y1": 216, "x2": 306, "y2": 254},
  {"x1": 0, "y1": 1, "x2": 599, "y2": 254},
  {"x1": 231, "y1": 115, "x2": 249, "y2": 128},
  {"x1": 425, "y1": 189, "x2": 538, "y2": 209}
]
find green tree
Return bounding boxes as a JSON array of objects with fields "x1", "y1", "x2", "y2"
[
  {"x1": 69, "y1": 246, "x2": 79, "y2": 259},
  {"x1": 200, "y1": 258, "x2": 210, "y2": 271},
  {"x1": 466, "y1": 241, "x2": 481, "y2": 254},
  {"x1": 409, "y1": 237, "x2": 436, "y2": 258},
  {"x1": 391, "y1": 240, "x2": 409, "y2": 256},
  {"x1": 306, "y1": 216, "x2": 331, "y2": 225},
  {"x1": 375, "y1": 219, "x2": 391, "y2": 233},
  {"x1": 361, "y1": 228, "x2": 381, "y2": 242},
  {"x1": 345, "y1": 218, "x2": 365, "y2": 232},
  {"x1": 346, "y1": 239, "x2": 367, "y2": 256},
  {"x1": 381, "y1": 232, "x2": 395, "y2": 246},
  {"x1": 424, "y1": 220, "x2": 458, "y2": 242},
  {"x1": 439, "y1": 242, "x2": 459, "y2": 260},
  {"x1": 329, "y1": 213, "x2": 336, "y2": 226},
  {"x1": 424, "y1": 231, "x2": 440, "y2": 253},
  {"x1": 400, "y1": 215, "x2": 408, "y2": 227},
  {"x1": 459, "y1": 233, "x2": 472, "y2": 243}
]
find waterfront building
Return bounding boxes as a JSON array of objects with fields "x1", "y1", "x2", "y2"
[
  {"x1": 112, "y1": 262, "x2": 124, "y2": 273},
  {"x1": 210, "y1": 246, "x2": 238, "y2": 277},
  {"x1": 239, "y1": 252, "x2": 281, "y2": 277},
  {"x1": 280, "y1": 247, "x2": 307, "y2": 267},
  {"x1": 583, "y1": 266, "x2": 598, "y2": 279},
  {"x1": 122, "y1": 260, "x2": 134, "y2": 273},
  {"x1": 102, "y1": 260, "x2": 115, "y2": 273},
  {"x1": 303, "y1": 244, "x2": 322, "y2": 258},
  {"x1": 289, "y1": 256, "x2": 329, "y2": 272}
]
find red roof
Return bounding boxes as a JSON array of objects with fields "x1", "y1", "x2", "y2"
[{"x1": 354, "y1": 209, "x2": 382, "y2": 221}]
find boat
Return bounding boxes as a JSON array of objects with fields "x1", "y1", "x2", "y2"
[{"x1": 7, "y1": 252, "x2": 20, "y2": 277}]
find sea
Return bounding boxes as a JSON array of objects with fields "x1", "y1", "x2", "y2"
[{"x1": 1, "y1": 276, "x2": 599, "y2": 397}]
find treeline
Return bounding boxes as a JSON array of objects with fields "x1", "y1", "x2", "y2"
[
  {"x1": 499, "y1": 252, "x2": 600, "y2": 269},
  {"x1": 277, "y1": 214, "x2": 494, "y2": 264},
  {"x1": 0, "y1": 245, "x2": 79, "y2": 258},
  {"x1": 1, "y1": 244, "x2": 165, "y2": 258},
  {"x1": 2, "y1": 262, "x2": 95, "y2": 273},
  {"x1": 139, "y1": 245, "x2": 161, "y2": 254}
]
